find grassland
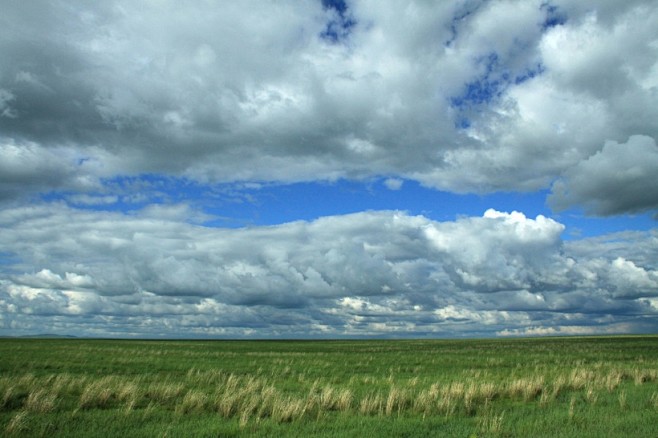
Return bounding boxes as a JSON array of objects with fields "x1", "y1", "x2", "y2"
[{"x1": 1, "y1": 336, "x2": 657, "y2": 437}]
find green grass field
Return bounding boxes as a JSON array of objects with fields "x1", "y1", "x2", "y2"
[{"x1": 1, "y1": 336, "x2": 657, "y2": 437}]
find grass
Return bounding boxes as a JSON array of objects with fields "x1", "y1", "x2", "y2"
[{"x1": 0, "y1": 336, "x2": 657, "y2": 436}]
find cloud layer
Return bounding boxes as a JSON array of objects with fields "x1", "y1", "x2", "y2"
[
  {"x1": 1, "y1": 1, "x2": 657, "y2": 337},
  {"x1": 0, "y1": 1, "x2": 656, "y2": 214},
  {"x1": 1, "y1": 205, "x2": 656, "y2": 337}
]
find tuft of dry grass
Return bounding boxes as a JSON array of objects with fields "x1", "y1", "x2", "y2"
[
  {"x1": 570, "y1": 369, "x2": 594, "y2": 390},
  {"x1": 337, "y1": 389, "x2": 353, "y2": 411},
  {"x1": 385, "y1": 386, "x2": 402, "y2": 416},
  {"x1": 650, "y1": 392, "x2": 658, "y2": 410},
  {"x1": 568, "y1": 395, "x2": 577, "y2": 420},
  {"x1": 359, "y1": 392, "x2": 383, "y2": 415},
  {"x1": 176, "y1": 390, "x2": 208, "y2": 414},
  {"x1": 117, "y1": 381, "x2": 141, "y2": 413},
  {"x1": 145, "y1": 381, "x2": 185, "y2": 404},
  {"x1": 413, "y1": 384, "x2": 439, "y2": 415},
  {"x1": 215, "y1": 391, "x2": 240, "y2": 418},
  {"x1": 478, "y1": 410, "x2": 505, "y2": 437},
  {"x1": 271, "y1": 396, "x2": 305, "y2": 423},
  {"x1": 79, "y1": 379, "x2": 114, "y2": 410},
  {"x1": 24, "y1": 388, "x2": 57, "y2": 413},
  {"x1": 508, "y1": 376, "x2": 544, "y2": 401},
  {"x1": 5, "y1": 410, "x2": 28, "y2": 435},
  {"x1": 633, "y1": 368, "x2": 657, "y2": 385},
  {"x1": 319, "y1": 385, "x2": 337, "y2": 411},
  {"x1": 1, "y1": 385, "x2": 18, "y2": 411},
  {"x1": 1, "y1": 348, "x2": 656, "y2": 431},
  {"x1": 478, "y1": 381, "x2": 498, "y2": 403},
  {"x1": 605, "y1": 370, "x2": 624, "y2": 392}
]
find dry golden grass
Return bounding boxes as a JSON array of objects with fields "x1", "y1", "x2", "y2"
[
  {"x1": 585, "y1": 386, "x2": 598, "y2": 405},
  {"x1": 4, "y1": 410, "x2": 28, "y2": 435},
  {"x1": 1, "y1": 385, "x2": 17, "y2": 411},
  {"x1": 2, "y1": 358, "x2": 656, "y2": 431},
  {"x1": 477, "y1": 409, "x2": 505, "y2": 436},
  {"x1": 336, "y1": 388, "x2": 353, "y2": 411},
  {"x1": 176, "y1": 390, "x2": 208, "y2": 414},
  {"x1": 568, "y1": 395, "x2": 577, "y2": 420},
  {"x1": 144, "y1": 381, "x2": 185, "y2": 404},
  {"x1": 634, "y1": 368, "x2": 657, "y2": 385},
  {"x1": 271, "y1": 396, "x2": 305, "y2": 423},
  {"x1": 79, "y1": 380, "x2": 113, "y2": 410},
  {"x1": 508, "y1": 376, "x2": 544, "y2": 401},
  {"x1": 359, "y1": 392, "x2": 383, "y2": 415},
  {"x1": 24, "y1": 388, "x2": 57, "y2": 413}
]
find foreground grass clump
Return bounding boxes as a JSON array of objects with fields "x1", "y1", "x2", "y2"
[{"x1": 1, "y1": 336, "x2": 657, "y2": 436}]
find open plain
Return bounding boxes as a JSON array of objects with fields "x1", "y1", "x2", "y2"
[{"x1": 1, "y1": 336, "x2": 657, "y2": 437}]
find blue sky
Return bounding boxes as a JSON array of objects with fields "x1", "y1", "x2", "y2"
[{"x1": 1, "y1": 0, "x2": 657, "y2": 338}]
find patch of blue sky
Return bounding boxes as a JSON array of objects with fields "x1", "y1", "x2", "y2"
[
  {"x1": 166, "y1": 178, "x2": 658, "y2": 237},
  {"x1": 553, "y1": 210, "x2": 658, "y2": 240},
  {"x1": 321, "y1": 0, "x2": 348, "y2": 16},
  {"x1": 540, "y1": 2, "x2": 567, "y2": 30},
  {"x1": 455, "y1": 117, "x2": 471, "y2": 130},
  {"x1": 449, "y1": 2, "x2": 563, "y2": 120},
  {"x1": 514, "y1": 63, "x2": 545, "y2": 85},
  {"x1": 451, "y1": 53, "x2": 544, "y2": 130},
  {"x1": 0, "y1": 251, "x2": 22, "y2": 268},
  {"x1": 445, "y1": 0, "x2": 486, "y2": 48},
  {"x1": 320, "y1": 0, "x2": 356, "y2": 43},
  {"x1": 40, "y1": 174, "x2": 657, "y2": 238},
  {"x1": 453, "y1": 52, "x2": 505, "y2": 104},
  {"x1": 203, "y1": 179, "x2": 553, "y2": 228},
  {"x1": 40, "y1": 174, "x2": 213, "y2": 215}
]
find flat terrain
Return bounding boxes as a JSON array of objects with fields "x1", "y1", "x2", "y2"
[{"x1": 1, "y1": 336, "x2": 657, "y2": 437}]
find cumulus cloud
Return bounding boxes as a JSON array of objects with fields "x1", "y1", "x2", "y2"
[
  {"x1": 1, "y1": 205, "x2": 656, "y2": 337},
  {"x1": 549, "y1": 135, "x2": 658, "y2": 216},
  {"x1": 0, "y1": 0, "x2": 655, "y2": 213},
  {"x1": 1, "y1": 1, "x2": 657, "y2": 337},
  {"x1": 0, "y1": 138, "x2": 100, "y2": 200}
]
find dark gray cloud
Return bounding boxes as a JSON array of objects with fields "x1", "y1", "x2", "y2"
[
  {"x1": 1, "y1": 205, "x2": 656, "y2": 337},
  {"x1": 549, "y1": 136, "x2": 658, "y2": 216}
]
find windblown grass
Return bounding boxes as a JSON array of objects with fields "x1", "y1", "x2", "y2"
[{"x1": 1, "y1": 336, "x2": 657, "y2": 436}]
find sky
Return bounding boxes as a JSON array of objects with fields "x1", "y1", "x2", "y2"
[{"x1": 1, "y1": 0, "x2": 657, "y2": 339}]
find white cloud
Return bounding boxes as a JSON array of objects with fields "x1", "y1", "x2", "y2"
[
  {"x1": 411, "y1": 1, "x2": 658, "y2": 196},
  {"x1": 608, "y1": 257, "x2": 658, "y2": 297},
  {"x1": 0, "y1": 0, "x2": 654, "y2": 213},
  {"x1": 497, "y1": 323, "x2": 635, "y2": 337},
  {"x1": 0, "y1": 204, "x2": 656, "y2": 337},
  {"x1": 1, "y1": 1, "x2": 657, "y2": 337},
  {"x1": 383, "y1": 178, "x2": 403, "y2": 190},
  {"x1": 66, "y1": 194, "x2": 119, "y2": 206},
  {"x1": 24, "y1": 269, "x2": 97, "y2": 290}
]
